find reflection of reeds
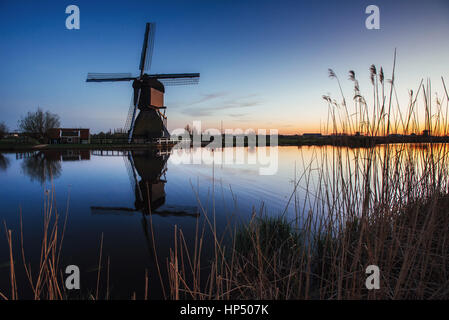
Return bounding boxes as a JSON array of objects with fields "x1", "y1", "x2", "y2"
[{"x1": 165, "y1": 143, "x2": 449, "y2": 299}]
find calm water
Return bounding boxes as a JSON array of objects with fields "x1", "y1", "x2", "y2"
[{"x1": 0, "y1": 147, "x2": 316, "y2": 299}]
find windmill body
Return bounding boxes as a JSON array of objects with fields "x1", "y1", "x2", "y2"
[
  {"x1": 131, "y1": 76, "x2": 166, "y2": 140},
  {"x1": 86, "y1": 23, "x2": 199, "y2": 142}
]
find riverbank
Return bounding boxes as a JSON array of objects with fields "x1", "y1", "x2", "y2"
[
  {"x1": 0, "y1": 142, "x2": 174, "y2": 152},
  {"x1": 1, "y1": 134, "x2": 449, "y2": 152}
]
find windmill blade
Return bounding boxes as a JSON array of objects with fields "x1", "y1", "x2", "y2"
[
  {"x1": 86, "y1": 73, "x2": 135, "y2": 82},
  {"x1": 127, "y1": 152, "x2": 143, "y2": 202},
  {"x1": 139, "y1": 22, "x2": 156, "y2": 75},
  {"x1": 162, "y1": 117, "x2": 170, "y2": 137},
  {"x1": 91, "y1": 206, "x2": 137, "y2": 216},
  {"x1": 91, "y1": 205, "x2": 199, "y2": 217},
  {"x1": 151, "y1": 73, "x2": 200, "y2": 86},
  {"x1": 124, "y1": 94, "x2": 136, "y2": 133},
  {"x1": 158, "y1": 78, "x2": 200, "y2": 86},
  {"x1": 128, "y1": 88, "x2": 141, "y2": 143},
  {"x1": 123, "y1": 151, "x2": 137, "y2": 195},
  {"x1": 150, "y1": 73, "x2": 200, "y2": 79}
]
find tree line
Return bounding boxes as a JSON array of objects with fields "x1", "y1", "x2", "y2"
[{"x1": 0, "y1": 107, "x2": 60, "y2": 142}]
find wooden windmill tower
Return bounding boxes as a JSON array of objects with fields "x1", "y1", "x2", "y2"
[{"x1": 86, "y1": 23, "x2": 200, "y2": 142}]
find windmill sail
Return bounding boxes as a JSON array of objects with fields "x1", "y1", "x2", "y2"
[
  {"x1": 124, "y1": 94, "x2": 137, "y2": 135},
  {"x1": 152, "y1": 73, "x2": 200, "y2": 86},
  {"x1": 128, "y1": 87, "x2": 141, "y2": 142},
  {"x1": 139, "y1": 23, "x2": 156, "y2": 76},
  {"x1": 86, "y1": 73, "x2": 135, "y2": 82},
  {"x1": 158, "y1": 77, "x2": 200, "y2": 86}
]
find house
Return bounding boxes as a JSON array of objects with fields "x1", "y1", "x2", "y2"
[
  {"x1": 47, "y1": 128, "x2": 90, "y2": 144},
  {"x1": 9, "y1": 131, "x2": 19, "y2": 137}
]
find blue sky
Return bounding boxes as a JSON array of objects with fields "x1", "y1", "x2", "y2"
[{"x1": 0, "y1": 0, "x2": 448, "y2": 133}]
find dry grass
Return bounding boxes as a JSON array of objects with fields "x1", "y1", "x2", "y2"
[
  {"x1": 1, "y1": 184, "x2": 68, "y2": 300},
  {"x1": 0, "y1": 185, "x2": 112, "y2": 300}
]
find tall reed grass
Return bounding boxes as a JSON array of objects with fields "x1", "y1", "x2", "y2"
[
  {"x1": 1, "y1": 184, "x2": 68, "y2": 300},
  {"x1": 0, "y1": 185, "x2": 111, "y2": 300},
  {"x1": 323, "y1": 51, "x2": 449, "y2": 137},
  {"x1": 164, "y1": 62, "x2": 449, "y2": 299}
]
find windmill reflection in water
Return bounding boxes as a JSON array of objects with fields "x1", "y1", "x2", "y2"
[{"x1": 90, "y1": 149, "x2": 198, "y2": 218}]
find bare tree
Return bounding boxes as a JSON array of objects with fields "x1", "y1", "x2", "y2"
[
  {"x1": 18, "y1": 108, "x2": 60, "y2": 141},
  {"x1": 0, "y1": 122, "x2": 8, "y2": 139},
  {"x1": 184, "y1": 124, "x2": 193, "y2": 136}
]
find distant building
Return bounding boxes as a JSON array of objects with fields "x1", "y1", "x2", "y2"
[
  {"x1": 302, "y1": 133, "x2": 322, "y2": 138},
  {"x1": 8, "y1": 131, "x2": 19, "y2": 137},
  {"x1": 47, "y1": 128, "x2": 90, "y2": 144}
]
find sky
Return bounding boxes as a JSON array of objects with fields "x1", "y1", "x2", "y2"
[{"x1": 0, "y1": 0, "x2": 448, "y2": 134}]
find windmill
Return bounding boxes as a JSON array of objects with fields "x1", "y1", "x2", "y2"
[{"x1": 86, "y1": 23, "x2": 200, "y2": 143}]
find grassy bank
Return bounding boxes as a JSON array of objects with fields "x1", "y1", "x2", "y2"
[
  {"x1": 3, "y1": 134, "x2": 449, "y2": 152},
  {"x1": 0, "y1": 142, "x2": 171, "y2": 151}
]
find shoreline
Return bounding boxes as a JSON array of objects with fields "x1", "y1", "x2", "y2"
[{"x1": 1, "y1": 135, "x2": 449, "y2": 152}]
